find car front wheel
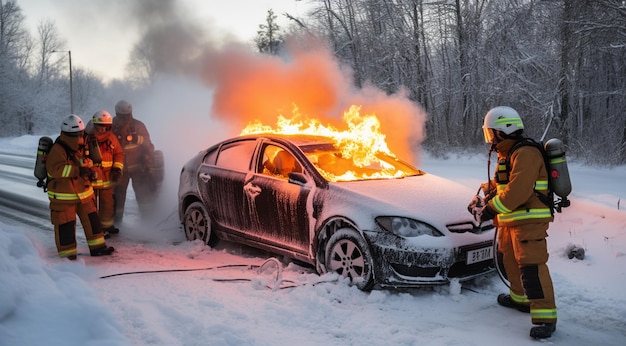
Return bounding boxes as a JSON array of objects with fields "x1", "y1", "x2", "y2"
[
  {"x1": 183, "y1": 201, "x2": 218, "y2": 246},
  {"x1": 325, "y1": 228, "x2": 375, "y2": 291}
]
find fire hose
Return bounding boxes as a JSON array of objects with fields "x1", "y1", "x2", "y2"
[{"x1": 99, "y1": 257, "x2": 338, "y2": 290}]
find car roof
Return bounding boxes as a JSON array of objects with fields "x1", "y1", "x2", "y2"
[{"x1": 239, "y1": 133, "x2": 336, "y2": 148}]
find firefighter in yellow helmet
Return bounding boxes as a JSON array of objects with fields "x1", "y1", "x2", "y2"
[
  {"x1": 46, "y1": 114, "x2": 115, "y2": 259},
  {"x1": 471, "y1": 106, "x2": 557, "y2": 339},
  {"x1": 86, "y1": 110, "x2": 125, "y2": 237},
  {"x1": 111, "y1": 100, "x2": 157, "y2": 221}
]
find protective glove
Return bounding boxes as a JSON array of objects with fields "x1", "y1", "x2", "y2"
[
  {"x1": 467, "y1": 195, "x2": 483, "y2": 214},
  {"x1": 477, "y1": 204, "x2": 497, "y2": 223},
  {"x1": 79, "y1": 166, "x2": 92, "y2": 178},
  {"x1": 110, "y1": 167, "x2": 122, "y2": 183},
  {"x1": 480, "y1": 182, "x2": 496, "y2": 202}
]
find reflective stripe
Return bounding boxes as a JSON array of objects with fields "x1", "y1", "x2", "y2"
[
  {"x1": 531, "y1": 308, "x2": 557, "y2": 321},
  {"x1": 534, "y1": 180, "x2": 548, "y2": 191},
  {"x1": 88, "y1": 235, "x2": 106, "y2": 248},
  {"x1": 124, "y1": 143, "x2": 140, "y2": 151},
  {"x1": 92, "y1": 178, "x2": 105, "y2": 187},
  {"x1": 492, "y1": 195, "x2": 512, "y2": 213},
  {"x1": 48, "y1": 187, "x2": 94, "y2": 201},
  {"x1": 550, "y1": 157, "x2": 566, "y2": 164},
  {"x1": 59, "y1": 248, "x2": 77, "y2": 258},
  {"x1": 510, "y1": 290, "x2": 529, "y2": 304},
  {"x1": 77, "y1": 188, "x2": 94, "y2": 200},
  {"x1": 101, "y1": 160, "x2": 113, "y2": 168},
  {"x1": 113, "y1": 162, "x2": 124, "y2": 170},
  {"x1": 48, "y1": 191, "x2": 79, "y2": 200},
  {"x1": 497, "y1": 208, "x2": 552, "y2": 223},
  {"x1": 62, "y1": 164, "x2": 73, "y2": 177},
  {"x1": 495, "y1": 117, "x2": 523, "y2": 127},
  {"x1": 93, "y1": 181, "x2": 115, "y2": 189},
  {"x1": 497, "y1": 184, "x2": 506, "y2": 193},
  {"x1": 493, "y1": 179, "x2": 550, "y2": 219}
]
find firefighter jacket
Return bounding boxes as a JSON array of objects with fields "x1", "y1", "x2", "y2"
[
  {"x1": 487, "y1": 138, "x2": 554, "y2": 227},
  {"x1": 89, "y1": 130, "x2": 124, "y2": 189},
  {"x1": 112, "y1": 115, "x2": 154, "y2": 175},
  {"x1": 46, "y1": 133, "x2": 95, "y2": 203}
]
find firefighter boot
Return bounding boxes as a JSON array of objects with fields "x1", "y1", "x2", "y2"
[
  {"x1": 90, "y1": 246, "x2": 115, "y2": 256},
  {"x1": 497, "y1": 294, "x2": 530, "y2": 313},
  {"x1": 104, "y1": 226, "x2": 120, "y2": 234},
  {"x1": 530, "y1": 323, "x2": 556, "y2": 339}
]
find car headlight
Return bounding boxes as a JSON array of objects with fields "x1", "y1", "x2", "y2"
[{"x1": 376, "y1": 216, "x2": 444, "y2": 237}]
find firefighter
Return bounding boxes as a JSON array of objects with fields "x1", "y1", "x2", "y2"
[
  {"x1": 471, "y1": 106, "x2": 557, "y2": 339},
  {"x1": 46, "y1": 114, "x2": 115, "y2": 259},
  {"x1": 111, "y1": 100, "x2": 157, "y2": 222},
  {"x1": 87, "y1": 110, "x2": 124, "y2": 237}
]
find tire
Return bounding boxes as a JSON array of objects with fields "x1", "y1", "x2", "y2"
[
  {"x1": 183, "y1": 201, "x2": 218, "y2": 246},
  {"x1": 325, "y1": 228, "x2": 375, "y2": 291}
]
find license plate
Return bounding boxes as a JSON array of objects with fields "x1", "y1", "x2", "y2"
[{"x1": 466, "y1": 246, "x2": 494, "y2": 265}]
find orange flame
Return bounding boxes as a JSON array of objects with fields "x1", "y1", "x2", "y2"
[
  {"x1": 240, "y1": 105, "x2": 417, "y2": 182},
  {"x1": 241, "y1": 105, "x2": 393, "y2": 164}
]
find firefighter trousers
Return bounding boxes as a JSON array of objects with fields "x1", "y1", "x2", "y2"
[
  {"x1": 49, "y1": 198, "x2": 106, "y2": 258},
  {"x1": 95, "y1": 188, "x2": 115, "y2": 229},
  {"x1": 114, "y1": 170, "x2": 157, "y2": 222},
  {"x1": 497, "y1": 223, "x2": 557, "y2": 324}
]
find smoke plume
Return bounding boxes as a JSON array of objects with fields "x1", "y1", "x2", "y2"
[{"x1": 197, "y1": 36, "x2": 426, "y2": 163}]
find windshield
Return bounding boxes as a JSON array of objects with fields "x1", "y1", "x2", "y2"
[{"x1": 302, "y1": 145, "x2": 423, "y2": 182}]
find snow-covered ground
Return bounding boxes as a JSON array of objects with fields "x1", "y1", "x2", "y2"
[{"x1": 1, "y1": 135, "x2": 625, "y2": 346}]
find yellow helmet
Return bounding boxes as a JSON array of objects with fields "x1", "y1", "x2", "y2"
[{"x1": 92, "y1": 110, "x2": 113, "y2": 125}]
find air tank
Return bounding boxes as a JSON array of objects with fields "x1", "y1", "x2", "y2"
[
  {"x1": 544, "y1": 138, "x2": 572, "y2": 198},
  {"x1": 34, "y1": 136, "x2": 53, "y2": 188}
]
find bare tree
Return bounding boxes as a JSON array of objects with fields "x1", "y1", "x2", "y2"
[
  {"x1": 0, "y1": 0, "x2": 34, "y2": 135},
  {"x1": 35, "y1": 19, "x2": 64, "y2": 83},
  {"x1": 255, "y1": 9, "x2": 284, "y2": 55}
]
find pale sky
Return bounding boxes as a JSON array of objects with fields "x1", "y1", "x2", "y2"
[{"x1": 18, "y1": 0, "x2": 312, "y2": 82}]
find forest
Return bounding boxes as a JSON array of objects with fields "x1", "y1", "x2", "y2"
[{"x1": 1, "y1": 0, "x2": 625, "y2": 164}]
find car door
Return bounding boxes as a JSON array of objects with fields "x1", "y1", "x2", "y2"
[
  {"x1": 243, "y1": 143, "x2": 312, "y2": 255},
  {"x1": 197, "y1": 139, "x2": 257, "y2": 235}
]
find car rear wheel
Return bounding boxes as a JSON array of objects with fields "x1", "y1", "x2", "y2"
[
  {"x1": 325, "y1": 228, "x2": 375, "y2": 291},
  {"x1": 183, "y1": 201, "x2": 218, "y2": 246}
]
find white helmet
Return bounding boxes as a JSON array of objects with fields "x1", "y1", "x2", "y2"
[
  {"x1": 61, "y1": 114, "x2": 85, "y2": 133},
  {"x1": 115, "y1": 100, "x2": 132, "y2": 115},
  {"x1": 482, "y1": 106, "x2": 524, "y2": 143},
  {"x1": 92, "y1": 110, "x2": 113, "y2": 125}
]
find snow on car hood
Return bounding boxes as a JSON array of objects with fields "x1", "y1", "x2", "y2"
[{"x1": 324, "y1": 172, "x2": 477, "y2": 231}]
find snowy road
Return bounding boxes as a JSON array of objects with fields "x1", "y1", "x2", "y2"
[{"x1": 0, "y1": 152, "x2": 50, "y2": 228}]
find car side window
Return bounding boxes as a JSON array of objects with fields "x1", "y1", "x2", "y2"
[
  {"x1": 260, "y1": 144, "x2": 301, "y2": 178},
  {"x1": 202, "y1": 149, "x2": 218, "y2": 165},
  {"x1": 215, "y1": 140, "x2": 256, "y2": 171}
]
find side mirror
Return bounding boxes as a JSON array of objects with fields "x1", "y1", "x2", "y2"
[{"x1": 288, "y1": 172, "x2": 308, "y2": 185}]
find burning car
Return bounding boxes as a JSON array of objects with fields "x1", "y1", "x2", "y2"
[{"x1": 178, "y1": 126, "x2": 495, "y2": 290}]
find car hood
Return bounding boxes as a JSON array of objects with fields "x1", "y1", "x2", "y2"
[{"x1": 324, "y1": 173, "x2": 477, "y2": 231}]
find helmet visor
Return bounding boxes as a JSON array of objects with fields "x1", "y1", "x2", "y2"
[{"x1": 483, "y1": 128, "x2": 494, "y2": 143}]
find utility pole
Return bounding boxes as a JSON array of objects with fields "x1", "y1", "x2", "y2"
[{"x1": 52, "y1": 50, "x2": 73, "y2": 114}]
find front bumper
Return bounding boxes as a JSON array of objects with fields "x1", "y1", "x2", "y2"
[{"x1": 366, "y1": 233, "x2": 496, "y2": 288}]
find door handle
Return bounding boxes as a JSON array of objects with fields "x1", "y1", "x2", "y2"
[
  {"x1": 244, "y1": 182, "x2": 261, "y2": 198},
  {"x1": 199, "y1": 173, "x2": 211, "y2": 183}
]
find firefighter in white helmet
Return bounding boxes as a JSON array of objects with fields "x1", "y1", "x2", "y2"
[
  {"x1": 111, "y1": 100, "x2": 157, "y2": 221},
  {"x1": 46, "y1": 114, "x2": 114, "y2": 259},
  {"x1": 470, "y1": 106, "x2": 557, "y2": 339},
  {"x1": 87, "y1": 110, "x2": 125, "y2": 237}
]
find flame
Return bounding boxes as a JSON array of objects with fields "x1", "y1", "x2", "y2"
[{"x1": 241, "y1": 105, "x2": 417, "y2": 182}]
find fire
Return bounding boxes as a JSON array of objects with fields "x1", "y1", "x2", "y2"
[{"x1": 241, "y1": 105, "x2": 417, "y2": 182}]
